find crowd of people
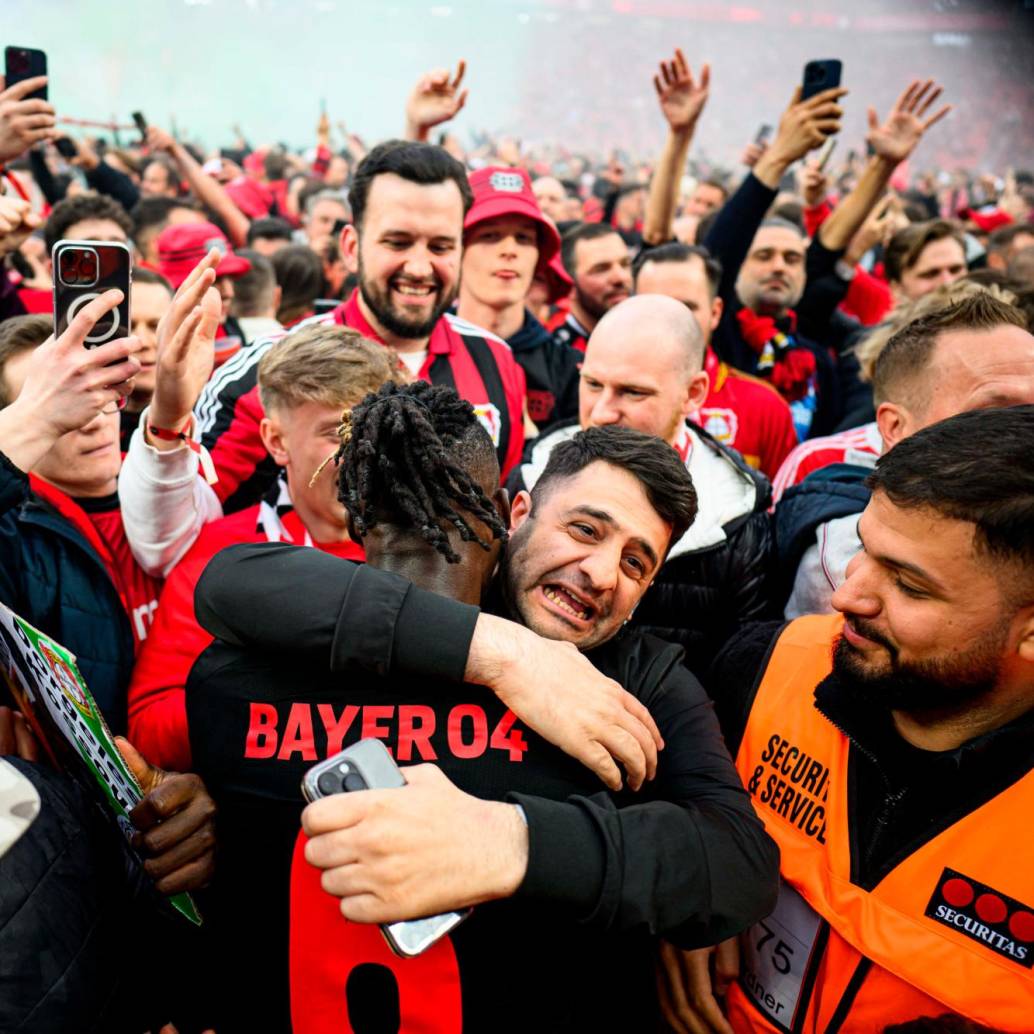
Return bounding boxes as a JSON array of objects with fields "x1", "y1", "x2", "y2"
[{"x1": 0, "y1": 38, "x2": 1033, "y2": 1034}]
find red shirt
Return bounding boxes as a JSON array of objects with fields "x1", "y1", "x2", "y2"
[
  {"x1": 28, "y1": 478, "x2": 161, "y2": 650},
  {"x1": 128, "y1": 502, "x2": 364, "y2": 771},
  {"x1": 197, "y1": 292, "x2": 527, "y2": 510},
  {"x1": 771, "y1": 421, "x2": 882, "y2": 503},
  {"x1": 691, "y1": 350, "x2": 799, "y2": 479}
]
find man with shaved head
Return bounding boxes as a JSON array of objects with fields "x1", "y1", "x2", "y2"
[{"x1": 510, "y1": 294, "x2": 774, "y2": 672}]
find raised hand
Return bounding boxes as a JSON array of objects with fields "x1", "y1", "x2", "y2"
[
  {"x1": 148, "y1": 249, "x2": 222, "y2": 438},
  {"x1": 145, "y1": 124, "x2": 177, "y2": 154},
  {"x1": 0, "y1": 195, "x2": 41, "y2": 257},
  {"x1": 866, "y1": 79, "x2": 951, "y2": 165},
  {"x1": 800, "y1": 161, "x2": 829, "y2": 208},
  {"x1": 404, "y1": 60, "x2": 468, "y2": 140},
  {"x1": 653, "y1": 49, "x2": 711, "y2": 133},
  {"x1": 0, "y1": 75, "x2": 56, "y2": 162}
]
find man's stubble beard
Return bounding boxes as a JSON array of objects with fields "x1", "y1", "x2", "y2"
[
  {"x1": 357, "y1": 250, "x2": 457, "y2": 340},
  {"x1": 832, "y1": 624, "x2": 1007, "y2": 716}
]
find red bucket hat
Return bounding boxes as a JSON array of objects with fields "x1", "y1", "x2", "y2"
[
  {"x1": 465, "y1": 167, "x2": 561, "y2": 263},
  {"x1": 157, "y1": 221, "x2": 251, "y2": 289}
]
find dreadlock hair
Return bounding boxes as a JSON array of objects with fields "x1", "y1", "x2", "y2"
[{"x1": 336, "y1": 381, "x2": 507, "y2": 563}]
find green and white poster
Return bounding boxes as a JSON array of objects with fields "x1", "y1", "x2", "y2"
[{"x1": 0, "y1": 602, "x2": 200, "y2": 925}]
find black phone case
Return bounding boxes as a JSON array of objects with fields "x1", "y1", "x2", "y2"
[
  {"x1": 4, "y1": 47, "x2": 47, "y2": 101},
  {"x1": 801, "y1": 59, "x2": 842, "y2": 102},
  {"x1": 53, "y1": 241, "x2": 131, "y2": 347}
]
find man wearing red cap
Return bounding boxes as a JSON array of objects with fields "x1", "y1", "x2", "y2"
[
  {"x1": 457, "y1": 167, "x2": 581, "y2": 431},
  {"x1": 196, "y1": 141, "x2": 527, "y2": 512},
  {"x1": 157, "y1": 220, "x2": 251, "y2": 368}
]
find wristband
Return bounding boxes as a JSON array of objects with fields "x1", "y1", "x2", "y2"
[{"x1": 147, "y1": 420, "x2": 218, "y2": 485}]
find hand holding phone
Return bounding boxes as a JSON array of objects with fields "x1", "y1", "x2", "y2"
[
  {"x1": 53, "y1": 240, "x2": 132, "y2": 344},
  {"x1": 302, "y1": 740, "x2": 471, "y2": 957},
  {"x1": 801, "y1": 59, "x2": 842, "y2": 102},
  {"x1": 0, "y1": 47, "x2": 55, "y2": 164}
]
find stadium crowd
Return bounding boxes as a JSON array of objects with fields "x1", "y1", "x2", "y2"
[{"x1": 1, "y1": 37, "x2": 1033, "y2": 1034}]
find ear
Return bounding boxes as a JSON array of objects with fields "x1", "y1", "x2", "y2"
[
  {"x1": 875, "y1": 401, "x2": 909, "y2": 452},
  {"x1": 686, "y1": 369, "x2": 710, "y2": 415},
  {"x1": 492, "y1": 486, "x2": 511, "y2": 529},
  {"x1": 1015, "y1": 606, "x2": 1034, "y2": 665},
  {"x1": 260, "y1": 415, "x2": 289, "y2": 467},
  {"x1": 709, "y1": 295, "x2": 723, "y2": 334},
  {"x1": 342, "y1": 224, "x2": 360, "y2": 275},
  {"x1": 508, "y1": 489, "x2": 533, "y2": 532}
]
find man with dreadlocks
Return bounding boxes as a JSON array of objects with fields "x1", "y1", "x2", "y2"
[{"x1": 187, "y1": 382, "x2": 776, "y2": 1033}]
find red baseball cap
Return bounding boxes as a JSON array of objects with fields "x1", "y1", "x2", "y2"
[
  {"x1": 157, "y1": 221, "x2": 251, "y2": 289},
  {"x1": 465, "y1": 167, "x2": 560, "y2": 262}
]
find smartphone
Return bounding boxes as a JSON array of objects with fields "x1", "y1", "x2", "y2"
[
  {"x1": 131, "y1": 110, "x2": 148, "y2": 141},
  {"x1": 754, "y1": 123, "x2": 773, "y2": 146},
  {"x1": 54, "y1": 136, "x2": 77, "y2": 160},
  {"x1": 302, "y1": 739, "x2": 471, "y2": 958},
  {"x1": 52, "y1": 240, "x2": 132, "y2": 346},
  {"x1": 4, "y1": 46, "x2": 47, "y2": 101},
  {"x1": 801, "y1": 59, "x2": 842, "y2": 102}
]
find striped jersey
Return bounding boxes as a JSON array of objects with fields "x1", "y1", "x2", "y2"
[
  {"x1": 195, "y1": 292, "x2": 527, "y2": 512},
  {"x1": 771, "y1": 421, "x2": 883, "y2": 504}
]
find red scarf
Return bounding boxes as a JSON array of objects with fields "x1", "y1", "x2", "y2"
[{"x1": 736, "y1": 308, "x2": 816, "y2": 403}]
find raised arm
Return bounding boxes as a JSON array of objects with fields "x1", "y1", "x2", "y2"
[
  {"x1": 119, "y1": 250, "x2": 224, "y2": 575},
  {"x1": 705, "y1": 84, "x2": 846, "y2": 299},
  {"x1": 403, "y1": 60, "x2": 468, "y2": 142},
  {"x1": 818, "y1": 79, "x2": 950, "y2": 252},
  {"x1": 642, "y1": 49, "x2": 711, "y2": 246},
  {"x1": 146, "y1": 125, "x2": 251, "y2": 247}
]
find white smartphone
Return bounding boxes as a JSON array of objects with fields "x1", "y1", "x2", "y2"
[{"x1": 301, "y1": 738, "x2": 471, "y2": 957}]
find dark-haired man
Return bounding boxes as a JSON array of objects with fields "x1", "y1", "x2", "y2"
[
  {"x1": 196, "y1": 140, "x2": 528, "y2": 511},
  {"x1": 513, "y1": 293, "x2": 774, "y2": 673},
  {"x1": 190, "y1": 405, "x2": 776, "y2": 1033},
  {"x1": 548, "y1": 222, "x2": 633, "y2": 353},
  {"x1": 668, "y1": 404, "x2": 1034, "y2": 1032},
  {"x1": 885, "y1": 220, "x2": 968, "y2": 303}
]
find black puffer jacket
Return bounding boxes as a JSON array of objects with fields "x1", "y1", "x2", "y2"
[
  {"x1": 509, "y1": 421, "x2": 776, "y2": 676},
  {"x1": 0, "y1": 760, "x2": 144, "y2": 1033}
]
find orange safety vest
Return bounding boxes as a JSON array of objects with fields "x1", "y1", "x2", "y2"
[{"x1": 727, "y1": 614, "x2": 1034, "y2": 1033}]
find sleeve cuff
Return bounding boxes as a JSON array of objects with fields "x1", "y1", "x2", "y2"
[{"x1": 506, "y1": 794, "x2": 605, "y2": 918}]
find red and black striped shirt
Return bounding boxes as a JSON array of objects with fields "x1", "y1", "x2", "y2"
[{"x1": 195, "y1": 293, "x2": 527, "y2": 512}]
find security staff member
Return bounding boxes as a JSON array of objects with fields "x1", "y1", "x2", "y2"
[{"x1": 662, "y1": 405, "x2": 1034, "y2": 1032}]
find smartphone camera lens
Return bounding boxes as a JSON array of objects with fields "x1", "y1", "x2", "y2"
[
  {"x1": 317, "y1": 770, "x2": 342, "y2": 797},
  {"x1": 343, "y1": 772, "x2": 367, "y2": 792},
  {"x1": 58, "y1": 247, "x2": 100, "y2": 288}
]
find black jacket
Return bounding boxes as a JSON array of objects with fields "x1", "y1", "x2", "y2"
[
  {"x1": 0, "y1": 453, "x2": 134, "y2": 730},
  {"x1": 510, "y1": 420, "x2": 776, "y2": 674},
  {"x1": 190, "y1": 543, "x2": 779, "y2": 1033},
  {"x1": 507, "y1": 308, "x2": 581, "y2": 431},
  {"x1": 703, "y1": 173, "x2": 870, "y2": 438}
]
